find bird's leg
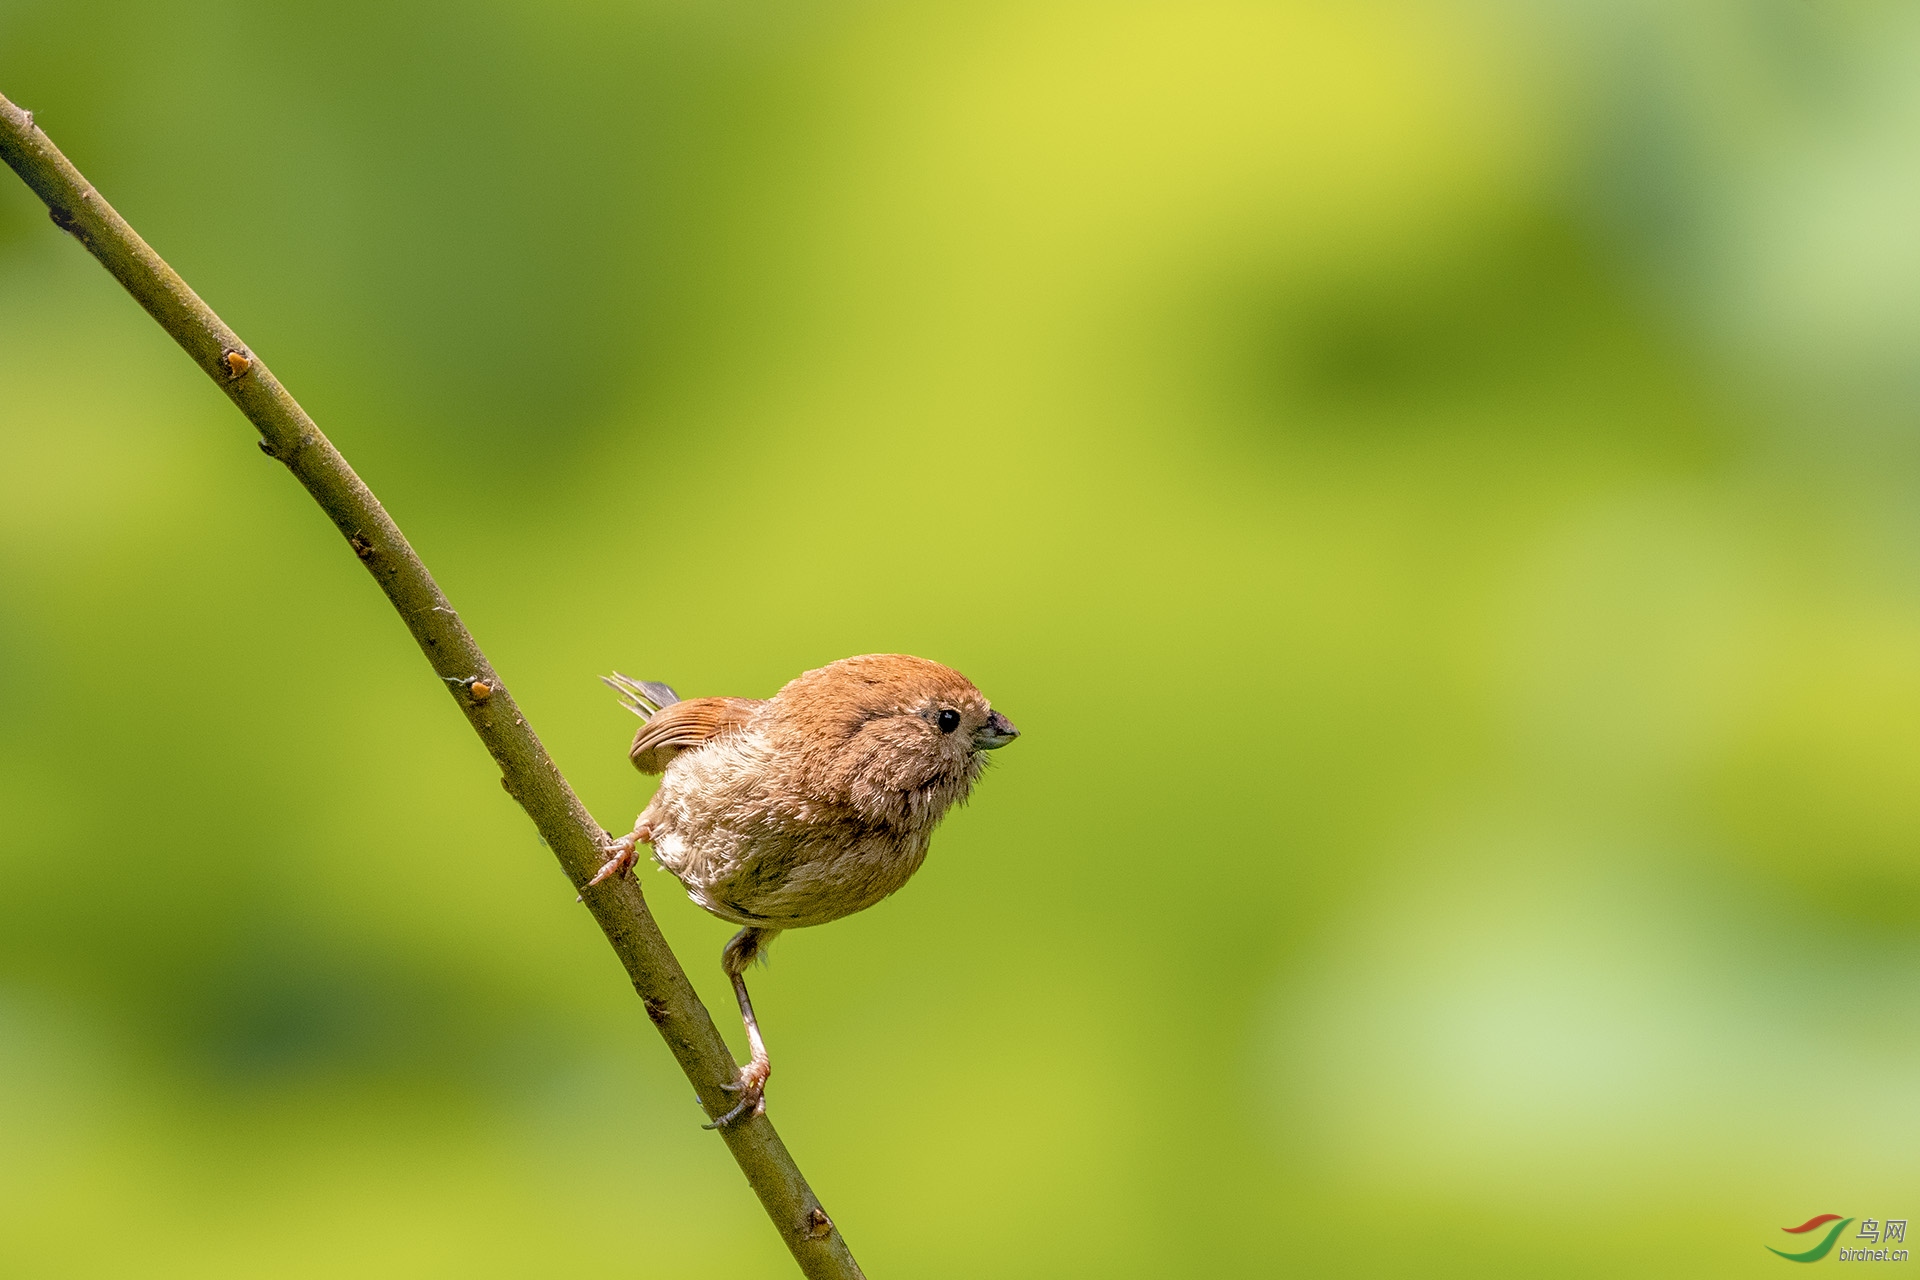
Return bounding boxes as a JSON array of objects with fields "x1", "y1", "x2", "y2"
[
  {"x1": 705, "y1": 926, "x2": 780, "y2": 1129},
  {"x1": 588, "y1": 817, "x2": 651, "y2": 888}
]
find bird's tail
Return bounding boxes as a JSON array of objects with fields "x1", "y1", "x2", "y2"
[{"x1": 602, "y1": 672, "x2": 681, "y2": 721}]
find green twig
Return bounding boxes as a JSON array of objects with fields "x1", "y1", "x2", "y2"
[{"x1": 0, "y1": 89, "x2": 862, "y2": 1280}]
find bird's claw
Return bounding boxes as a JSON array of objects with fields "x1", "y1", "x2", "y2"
[
  {"x1": 702, "y1": 1060, "x2": 770, "y2": 1129},
  {"x1": 587, "y1": 835, "x2": 639, "y2": 889}
]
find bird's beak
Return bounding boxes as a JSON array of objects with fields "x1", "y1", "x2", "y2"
[{"x1": 973, "y1": 709, "x2": 1020, "y2": 750}]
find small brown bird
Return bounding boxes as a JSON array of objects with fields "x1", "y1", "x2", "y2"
[{"x1": 594, "y1": 653, "x2": 1019, "y2": 1127}]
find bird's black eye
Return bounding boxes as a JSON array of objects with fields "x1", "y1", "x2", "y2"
[{"x1": 937, "y1": 708, "x2": 961, "y2": 734}]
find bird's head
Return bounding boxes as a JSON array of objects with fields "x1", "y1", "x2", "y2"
[{"x1": 771, "y1": 653, "x2": 1019, "y2": 829}]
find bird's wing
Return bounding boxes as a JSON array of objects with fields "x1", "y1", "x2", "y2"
[{"x1": 627, "y1": 697, "x2": 760, "y2": 774}]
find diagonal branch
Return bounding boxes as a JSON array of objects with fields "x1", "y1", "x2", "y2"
[{"x1": 0, "y1": 90, "x2": 863, "y2": 1280}]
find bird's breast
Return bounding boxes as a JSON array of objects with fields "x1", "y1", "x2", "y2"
[{"x1": 642, "y1": 728, "x2": 944, "y2": 928}]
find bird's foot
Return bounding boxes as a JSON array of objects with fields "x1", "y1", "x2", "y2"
[
  {"x1": 702, "y1": 1058, "x2": 770, "y2": 1129},
  {"x1": 588, "y1": 837, "x2": 637, "y2": 887},
  {"x1": 583, "y1": 828, "x2": 646, "y2": 897}
]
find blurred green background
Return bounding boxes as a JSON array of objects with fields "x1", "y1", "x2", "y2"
[{"x1": 5, "y1": 0, "x2": 1920, "y2": 1274}]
